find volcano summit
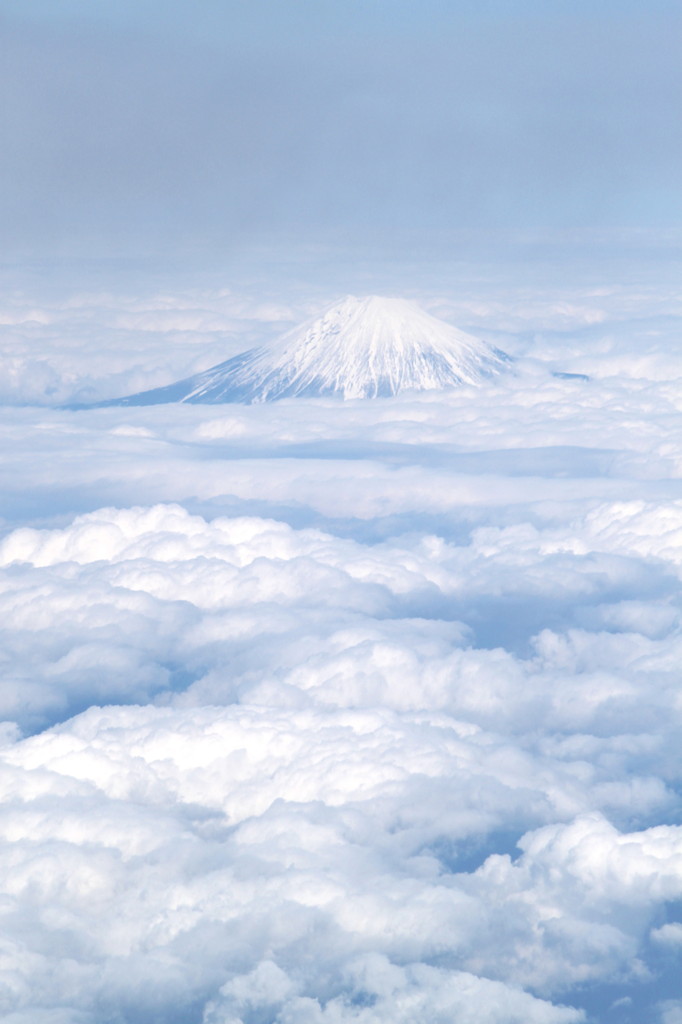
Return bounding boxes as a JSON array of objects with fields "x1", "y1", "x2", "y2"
[{"x1": 102, "y1": 296, "x2": 511, "y2": 405}]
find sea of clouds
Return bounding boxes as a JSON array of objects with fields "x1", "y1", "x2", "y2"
[{"x1": 1, "y1": 274, "x2": 682, "y2": 1023}]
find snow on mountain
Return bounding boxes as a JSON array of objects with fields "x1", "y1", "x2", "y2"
[{"x1": 101, "y1": 295, "x2": 511, "y2": 406}]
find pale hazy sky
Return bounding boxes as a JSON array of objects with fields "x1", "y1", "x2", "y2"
[
  {"x1": 5, "y1": 7, "x2": 682, "y2": 1023},
  {"x1": 2, "y1": 0, "x2": 681, "y2": 263}
]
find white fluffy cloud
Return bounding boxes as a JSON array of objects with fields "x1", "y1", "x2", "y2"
[
  {"x1": 2, "y1": 279, "x2": 682, "y2": 1020},
  {"x1": 0, "y1": 497, "x2": 682, "y2": 1019},
  {"x1": 0, "y1": 698, "x2": 678, "y2": 1022}
]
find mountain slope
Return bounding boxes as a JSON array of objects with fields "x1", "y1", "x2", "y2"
[{"x1": 101, "y1": 296, "x2": 511, "y2": 406}]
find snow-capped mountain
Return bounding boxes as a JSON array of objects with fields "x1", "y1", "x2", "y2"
[{"x1": 101, "y1": 295, "x2": 511, "y2": 406}]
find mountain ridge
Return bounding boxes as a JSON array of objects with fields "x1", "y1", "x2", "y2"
[{"x1": 95, "y1": 295, "x2": 511, "y2": 406}]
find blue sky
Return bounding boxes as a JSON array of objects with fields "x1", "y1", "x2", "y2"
[{"x1": 2, "y1": 0, "x2": 681, "y2": 262}]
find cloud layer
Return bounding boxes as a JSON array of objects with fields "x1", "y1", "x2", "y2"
[{"x1": 2, "y1": 277, "x2": 682, "y2": 1021}]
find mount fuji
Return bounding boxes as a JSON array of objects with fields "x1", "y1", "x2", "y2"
[{"x1": 99, "y1": 296, "x2": 511, "y2": 406}]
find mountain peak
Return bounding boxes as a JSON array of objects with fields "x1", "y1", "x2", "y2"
[{"x1": 102, "y1": 295, "x2": 511, "y2": 406}]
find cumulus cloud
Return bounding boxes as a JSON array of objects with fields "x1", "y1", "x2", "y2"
[
  {"x1": 2, "y1": 277, "x2": 682, "y2": 1020},
  {"x1": 203, "y1": 958, "x2": 584, "y2": 1024},
  {"x1": 0, "y1": 698, "x2": 677, "y2": 1022},
  {"x1": 0, "y1": 492, "x2": 681, "y2": 1017}
]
